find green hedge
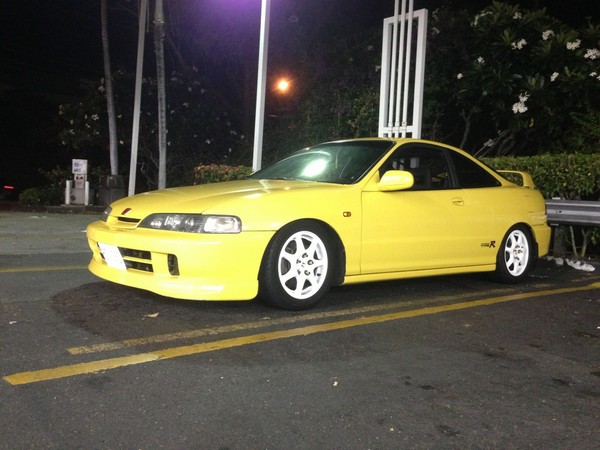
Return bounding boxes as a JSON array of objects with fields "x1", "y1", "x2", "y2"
[
  {"x1": 482, "y1": 154, "x2": 600, "y2": 200},
  {"x1": 193, "y1": 164, "x2": 253, "y2": 185}
]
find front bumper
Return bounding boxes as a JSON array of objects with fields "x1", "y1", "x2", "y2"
[{"x1": 87, "y1": 220, "x2": 274, "y2": 301}]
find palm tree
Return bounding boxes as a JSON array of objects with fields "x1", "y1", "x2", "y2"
[
  {"x1": 100, "y1": 0, "x2": 119, "y2": 175},
  {"x1": 154, "y1": 0, "x2": 167, "y2": 189}
]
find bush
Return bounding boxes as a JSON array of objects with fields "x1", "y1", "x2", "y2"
[
  {"x1": 19, "y1": 188, "x2": 41, "y2": 206},
  {"x1": 482, "y1": 153, "x2": 600, "y2": 200},
  {"x1": 193, "y1": 164, "x2": 253, "y2": 185}
]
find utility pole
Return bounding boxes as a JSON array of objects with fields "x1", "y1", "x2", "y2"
[{"x1": 128, "y1": 0, "x2": 148, "y2": 196}]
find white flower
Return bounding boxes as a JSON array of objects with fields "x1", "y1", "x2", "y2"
[
  {"x1": 566, "y1": 39, "x2": 581, "y2": 50},
  {"x1": 477, "y1": 56, "x2": 485, "y2": 65},
  {"x1": 205, "y1": 139, "x2": 211, "y2": 144},
  {"x1": 182, "y1": 102, "x2": 190, "y2": 108},
  {"x1": 584, "y1": 48, "x2": 600, "y2": 60},
  {"x1": 542, "y1": 30, "x2": 554, "y2": 40},
  {"x1": 97, "y1": 85, "x2": 105, "y2": 92},
  {"x1": 511, "y1": 39, "x2": 527, "y2": 50},
  {"x1": 512, "y1": 92, "x2": 529, "y2": 114},
  {"x1": 119, "y1": 140, "x2": 124, "y2": 145},
  {"x1": 456, "y1": 73, "x2": 464, "y2": 79},
  {"x1": 513, "y1": 12, "x2": 522, "y2": 20},
  {"x1": 512, "y1": 103, "x2": 528, "y2": 114},
  {"x1": 550, "y1": 72, "x2": 559, "y2": 82},
  {"x1": 91, "y1": 114, "x2": 99, "y2": 121}
]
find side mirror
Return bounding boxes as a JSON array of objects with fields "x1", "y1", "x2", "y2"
[{"x1": 377, "y1": 170, "x2": 414, "y2": 192}]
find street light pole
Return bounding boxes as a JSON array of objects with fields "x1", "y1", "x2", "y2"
[{"x1": 252, "y1": 0, "x2": 271, "y2": 172}]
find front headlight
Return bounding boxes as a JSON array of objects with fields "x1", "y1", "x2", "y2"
[{"x1": 138, "y1": 214, "x2": 241, "y2": 234}]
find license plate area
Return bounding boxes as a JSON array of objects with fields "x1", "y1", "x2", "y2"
[{"x1": 98, "y1": 243, "x2": 126, "y2": 270}]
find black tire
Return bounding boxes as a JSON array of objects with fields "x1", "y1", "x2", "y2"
[
  {"x1": 493, "y1": 225, "x2": 535, "y2": 283},
  {"x1": 259, "y1": 221, "x2": 333, "y2": 310}
]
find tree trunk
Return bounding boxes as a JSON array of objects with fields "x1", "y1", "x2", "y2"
[
  {"x1": 101, "y1": 0, "x2": 118, "y2": 175},
  {"x1": 154, "y1": 0, "x2": 167, "y2": 189}
]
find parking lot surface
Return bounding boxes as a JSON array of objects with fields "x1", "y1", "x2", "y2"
[{"x1": 1, "y1": 211, "x2": 599, "y2": 449}]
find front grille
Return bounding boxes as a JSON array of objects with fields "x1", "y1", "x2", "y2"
[
  {"x1": 98, "y1": 243, "x2": 181, "y2": 277},
  {"x1": 120, "y1": 246, "x2": 153, "y2": 273},
  {"x1": 121, "y1": 248, "x2": 151, "y2": 260},
  {"x1": 125, "y1": 260, "x2": 153, "y2": 272},
  {"x1": 98, "y1": 244, "x2": 154, "y2": 273}
]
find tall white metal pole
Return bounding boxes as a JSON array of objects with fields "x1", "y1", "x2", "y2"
[
  {"x1": 252, "y1": 0, "x2": 271, "y2": 172},
  {"x1": 128, "y1": 0, "x2": 148, "y2": 196}
]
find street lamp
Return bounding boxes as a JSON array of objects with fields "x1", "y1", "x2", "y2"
[{"x1": 275, "y1": 78, "x2": 290, "y2": 94}]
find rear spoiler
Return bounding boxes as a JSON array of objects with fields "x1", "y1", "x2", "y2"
[{"x1": 497, "y1": 170, "x2": 535, "y2": 189}]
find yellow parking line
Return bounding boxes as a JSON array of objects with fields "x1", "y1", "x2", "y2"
[
  {"x1": 69, "y1": 290, "x2": 510, "y2": 355},
  {"x1": 0, "y1": 266, "x2": 88, "y2": 274},
  {"x1": 4, "y1": 282, "x2": 600, "y2": 386}
]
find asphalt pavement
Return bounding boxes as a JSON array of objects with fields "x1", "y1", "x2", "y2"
[
  {"x1": 0, "y1": 210, "x2": 100, "y2": 255},
  {"x1": 1, "y1": 209, "x2": 599, "y2": 449}
]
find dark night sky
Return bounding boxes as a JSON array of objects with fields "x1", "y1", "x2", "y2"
[{"x1": 0, "y1": 0, "x2": 596, "y2": 98}]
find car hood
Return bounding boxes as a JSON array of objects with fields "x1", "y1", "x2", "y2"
[{"x1": 107, "y1": 179, "x2": 354, "y2": 221}]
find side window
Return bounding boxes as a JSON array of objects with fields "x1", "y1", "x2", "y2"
[
  {"x1": 380, "y1": 145, "x2": 450, "y2": 190},
  {"x1": 447, "y1": 151, "x2": 501, "y2": 188}
]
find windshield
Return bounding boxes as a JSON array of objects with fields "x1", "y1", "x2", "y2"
[{"x1": 250, "y1": 140, "x2": 395, "y2": 184}]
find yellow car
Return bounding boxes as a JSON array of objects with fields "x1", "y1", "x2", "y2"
[{"x1": 87, "y1": 138, "x2": 551, "y2": 310}]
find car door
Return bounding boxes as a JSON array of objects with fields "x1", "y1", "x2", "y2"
[{"x1": 360, "y1": 143, "x2": 495, "y2": 274}]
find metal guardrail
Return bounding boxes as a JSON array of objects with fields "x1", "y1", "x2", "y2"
[{"x1": 545, "y1": 199, "x2": 600, "y2": 226}]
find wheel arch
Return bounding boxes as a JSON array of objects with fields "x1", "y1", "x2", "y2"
[
  {"x1": 258, "y1": 218, "x2": 347, "y2": 286},
  {"x1": 511, "y1": 221, "x2": 539, "y2": 259}
]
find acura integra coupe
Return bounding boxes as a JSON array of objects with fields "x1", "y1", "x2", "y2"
[{"x1": 87, "y1": 138, "x2": 551, "y2": 310}]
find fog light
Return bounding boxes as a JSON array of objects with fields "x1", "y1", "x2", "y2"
[{"x1": 167, "y1": 254, "x2": 179, "y2": 276}]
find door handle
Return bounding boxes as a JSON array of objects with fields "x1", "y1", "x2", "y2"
[{"x1": 452, "y1": 197, "x2": 464, "y2": 206}]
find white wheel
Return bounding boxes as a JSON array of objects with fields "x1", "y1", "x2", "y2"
[
  {"x1": 494, "y1": 226, "x2": 534, "y2": 283},
  {"x1": 277, "y1": 230, "x2": 329, "y2": 300},
  {"x1": 260, "y1": 222, "x2": 333, "y2": 310}
]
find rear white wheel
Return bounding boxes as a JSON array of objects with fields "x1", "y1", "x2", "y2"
[{"x1": 494, "y1": 226, "x2": 534, "y2": 283}]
